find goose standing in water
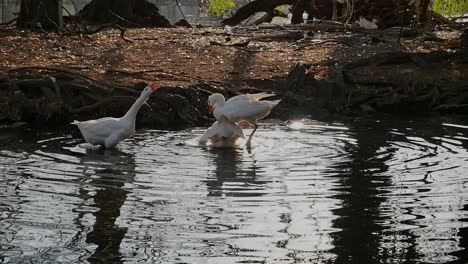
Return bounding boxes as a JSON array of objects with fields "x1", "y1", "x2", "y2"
[
  {"x1": 207, "y1": 92, "x2": 280, "y2": 147},
  {"x1": 72, "y1": 83, "x2": 160, "y2": 148}
]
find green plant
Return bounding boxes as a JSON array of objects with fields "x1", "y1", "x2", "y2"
[
  {"x1": 432, "y1": 0, "x2": 468, "y2": 16},
  {"x1": 207, "y1": 0, "x2": 235, "y2": 16},
  {"x1": 275, "y1": 5, "x2": 288, "y2": 13}
]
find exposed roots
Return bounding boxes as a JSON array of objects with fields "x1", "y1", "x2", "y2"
[{"x1": 0, "y1": 67, "x2": 213, "y2": 128}]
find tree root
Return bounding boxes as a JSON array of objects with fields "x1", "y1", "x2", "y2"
[
  {"x1": 0, "y1": 67, "x2": 123, "y2": 123},
  {"x1": 340, "y1": 51, "x2": 467, "y2": 113},
  {"x1": 76, "y1": 23, "x2": 133, "y2": 43},
  {"x1": 0, "y1": 67, "x2": 214, "y2": 128}
]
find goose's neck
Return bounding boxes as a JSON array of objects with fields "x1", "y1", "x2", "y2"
[{"x1": 123, "y1": 92, "x2": 150, "y2": 122}]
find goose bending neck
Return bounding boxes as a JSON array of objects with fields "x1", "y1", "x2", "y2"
[{"x1": 123, "y1": 92, "x2": 150, "y2": 121}]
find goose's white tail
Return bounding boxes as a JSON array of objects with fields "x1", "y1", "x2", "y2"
[
  {"x1": 226, "y1": 92, "x2": 278, "y2": 104},
  {"x1": 249, "y1": 92, "x2": 277, "y2": 101},
  {"x1": 71, "y1": 120, "x2": 81, "y2": 125},
  {"x1": 269, "y1": 100, "x2": 281, "y2": 107}
]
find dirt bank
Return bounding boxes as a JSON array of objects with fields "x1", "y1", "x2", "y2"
[{"x1": 0, "y1": 23, "x2": 467, "y2": 128}]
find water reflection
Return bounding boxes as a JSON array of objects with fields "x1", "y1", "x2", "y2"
[
  {"x1": 0, "y1": 131, "x2": 87, "y2": 263},
  {"x1": 80, "y1": 148, "x2": 136, "y2": 264},
  {"x1": 453, "y1": 204, "x2": 468, "y2": 262},
  {"x1": 205, "y1": 147, "x2": 265, "y2": 197},
  {"x1": 450, "y1": 125, "x2": 468, "y2": 262},
  {"x1": 1, "y1": 118, "x2": 468, "y2": 263},
  {"x1": 329, "y1": 118, "x2": 468, "y2": 263},
  {"x1": 330, "y1": 119, "x2": 397, "y2": 263},
  {"x1": 386, "y1": 119, "x2": 468, "y2": 263}
]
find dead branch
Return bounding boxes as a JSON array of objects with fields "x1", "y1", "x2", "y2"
[
  {"x1": 70, "y1": 22, "x2": 133, "y2": 42},
  {"x1": 295, "y1": 38, "x2": 353, "y2": 50},
  {"x1": 250, "y1": 31, "x2": 309, "y2": 42}
]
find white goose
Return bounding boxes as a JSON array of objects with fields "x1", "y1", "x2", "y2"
[
  {"x1": 72, "y1": 83, "x2": 160, "y2": 148},
  {"x1": 207, "y1": 92, "x2": 280, "y2": 147},
  {"x1": 200, "y1": 115, "x2": 245, "y2": 147}
]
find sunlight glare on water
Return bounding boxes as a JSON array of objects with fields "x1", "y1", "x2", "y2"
[{"x1": 1, "y1": 118, "x2": 468, "y2": 263}]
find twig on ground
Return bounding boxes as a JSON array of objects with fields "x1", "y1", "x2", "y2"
[
  {"x1": 295, "y1": 38, "x2": 353, "y2": 50},
  {"x1": 70, "y1": 22, "x2": 134, "y2": 42}
]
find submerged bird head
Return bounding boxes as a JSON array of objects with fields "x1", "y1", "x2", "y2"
[{"x1": 207, "y1": 93, "x2": 225, "y2": 113}]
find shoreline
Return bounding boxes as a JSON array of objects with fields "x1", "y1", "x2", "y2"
[{"x1": 1, "y1": 25, "x2": 467, "y2": 129}]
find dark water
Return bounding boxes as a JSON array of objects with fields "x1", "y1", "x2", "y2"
[{"x1": 1, "y1": 117, "x2": 468, "y2": 263}]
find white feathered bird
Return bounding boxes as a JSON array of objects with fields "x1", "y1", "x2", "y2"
[
  {"x1": 71, "y1": 83, "x2": 160, "y2": 148},
  {"x1": 200, "y1": 115, "x2": 245, "y2": 147},
  {"x1": 207, "y1": 92, "x2": 280, "y2": 147}
]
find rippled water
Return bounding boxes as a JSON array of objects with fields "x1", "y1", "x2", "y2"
[{"x1": 1, "y1": 117, "x2": 468, "y2": 263}]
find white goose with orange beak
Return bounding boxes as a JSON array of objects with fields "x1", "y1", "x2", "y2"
[
  {"x1": 72, "y1": 83, "x2": 160, "y2": 148},
  {"x1": 207, "y1": 92, "x2": 280, "y2": 147}
]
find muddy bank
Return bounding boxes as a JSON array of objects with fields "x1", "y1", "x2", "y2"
[
  {"x1": 0, "y1": 25, "x2": 467, "y2": 129},
  {"x1": 287, "y1": 50, "x2": 468, "y2": 117}
]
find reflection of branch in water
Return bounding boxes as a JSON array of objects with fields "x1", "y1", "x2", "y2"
[
  {"x1": 205, "y1": 148, "x2": 266, "y2": 197},
  {"x1": 452, "y1": 127, "x2": 468, "y2": 262},
  {"x1": 332, "y1": 121, "x2": 415, "y2": 263},
  {"x1": 80, "y1": 148, "x2": 136, "y2": 264},
  {"x1": 452, "y1": 204, "x2": 468, "y2": 262},
  {"x1": 330, "y1": 120, "x2": 403, "y2": 263}
]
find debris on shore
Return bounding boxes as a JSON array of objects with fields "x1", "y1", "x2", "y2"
[{"x1": 1, "y1": 23, "x2": 467, "y2": 128}]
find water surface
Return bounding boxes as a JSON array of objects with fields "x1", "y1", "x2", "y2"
[{"x1": 1, "y1": 118, "x2": 468, "y2": 263}]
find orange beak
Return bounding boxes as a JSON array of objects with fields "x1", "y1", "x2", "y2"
[
  {"x1": 208, "y1": 105, "x2": 214, "y2": 113},
  {"x1": 150, "y1": 83, "x2": 160, "y2": 91}
]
